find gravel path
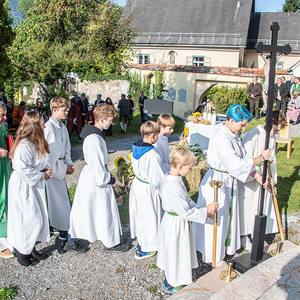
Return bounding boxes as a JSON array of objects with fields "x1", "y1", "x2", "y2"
[{"x1": 66, "y1": 133, "x2": 181, "y2": 188}]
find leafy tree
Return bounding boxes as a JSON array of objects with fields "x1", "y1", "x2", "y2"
[
  {"x1": 0, "y1": 0, "x2": 14, "y2": 90},
  {"x1": 153, "y1": 71, "x2": 166, "y2": 99},
  {"x1": 9, "y1": 0, "x2": 135, "y2": 95},
  {"x1": 283, "y1": 0, "x2": 300, "y2": 12},
  {"x1": 18, "y1": 0, "x2": 38, "y2": 18}
]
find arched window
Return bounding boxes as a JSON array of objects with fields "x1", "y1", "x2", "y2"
[{"x1": 169, "y1": 51, "x2": 175, "y2": 64}]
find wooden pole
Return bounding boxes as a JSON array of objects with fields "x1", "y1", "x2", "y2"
[
  {"x1": 267, "y1": 162, "x2": 284, "y2": 241},
  {"x1": 212, "y1": 186, "x2": 218, "y2": 267}
]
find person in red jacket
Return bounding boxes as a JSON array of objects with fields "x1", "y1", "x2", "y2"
[
  {"x1": 12, "y1": 101, "x2": 26, "y2": 129},
  {"x1": 67, "y1": 98, "x2": 82, "y2": 143}
]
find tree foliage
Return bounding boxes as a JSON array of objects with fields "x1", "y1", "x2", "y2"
[
  {"x1": 18, "y1": 0, "x2": 37, "y2": 18},
  {"x1": 283, "y1": 0, "x2": 300, "y2": 12},
  {"x1": 210, "y1": 85, "x2": 250, "y2": 114},
  {"x1": 153, "y1": 71, "x2": 166, "y2": 99},
  {"x1": 9, "y1": 0, "x2": 136, "y2": 95},
  {"x1": 0, "y1": 0, "x2": 14, "y2": 90}
]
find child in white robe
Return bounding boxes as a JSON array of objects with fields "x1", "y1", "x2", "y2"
[
  {"x1": 7, "y1": 112, "x2": 52, "y2": 266},
  {"x1": 154, "y1": 114, "x2": 176, "y2": 173},
  {"x1": 130, "y1": 120, "x2": 165, "y2": 259},
  {"x1": 192, "y1": 104, "x2": 271, "y2": 264},
  {"x1": 67, "y1": 104, "x2": 129, "y2": 253},
  {"x1": 44, "y1": 96, "x2": 75, "y2": 253},
  {"x1": 239, "y1": 110, "x2": 287, "y2": 250},
  {"x1": 157, "y1": 148, "x2": 218, "y2": 295}
]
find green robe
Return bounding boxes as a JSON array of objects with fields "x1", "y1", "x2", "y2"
[{"x1": 0, "y1": 125, "x2": 11, "y2": 238}]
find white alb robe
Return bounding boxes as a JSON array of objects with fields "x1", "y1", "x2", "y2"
[
  {"x1": 154, "y1": 134, "x2": 171, "y2": 173},
  {"x1": 129, "y1": 149, "x2": 165, "y2": 252},
  {"x1": 7, "y1": 140, "x2": 50, "y2": 254},
  {"x1": 44, "y1": 117, "x2": 72, "y2": 231},
  {"x1": 192, "y1": 124, "x2": 253, "y2": 263},
  {"x1": 69, "y1": 134, "x2": 122, "y2": 247},
  {"x1": 239, "y1": 125, "x2": 278, "y2": 236},
  {"x1": 157, "y1": 174, "x2": 207, "y2": 287}
]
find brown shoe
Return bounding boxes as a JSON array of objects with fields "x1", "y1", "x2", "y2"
[{"x1": 0, "y1": 249, "x2": 14, "y2": 259}]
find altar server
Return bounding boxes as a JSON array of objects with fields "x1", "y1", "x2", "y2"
[
  {"x1": 8, "y1": 112, "x2": 52, "y2": 266},
  {"x1": 67, "y1": 104, "x2": 129, "y2": 253},
  {"x1": 44, "y1": 96, "x2": 75, "y2": 253},
  {"x1": 239, "y1": 110, "x2": 286, "y2": 250},
  {"x1": 154, "y1": 114, "x2": 175, "y2": 173},
  {"x1": 130, "y1": 120, "x2": 165, "y2": 259},
  {"x1": 192, "y1": 104, "x2": 271, "y2": 263},
  {"x1": 157, "y1": 148, "x2": 218, "y2": 295}
]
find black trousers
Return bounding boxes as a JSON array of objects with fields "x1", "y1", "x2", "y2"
[
  {"x1": 250, "y1": 98, "x2": 260, "y2": 119},
  {"x1": 276, "y1": 100, "x2": 287, "y2": 116},
  {"x1": 69, "y1": 124, "x2": 81, "y2": 141},
  {"x1": 140, "y1": 109, "x2": 145, "y2": 124}
]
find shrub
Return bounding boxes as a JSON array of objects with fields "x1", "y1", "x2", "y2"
[{"x1": 211, "y1": 85, "x2": 249, "y2": 114}]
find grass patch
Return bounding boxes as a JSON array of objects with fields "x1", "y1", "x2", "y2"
[
  {"x1": 276, "y1": 137, "x2": 300, "y2": 214},
  {"x1": 245, "y1": 117, "x2": 265, "y2": 133},
  {"x1": 147, "y1": 285, "x2": 158, "y2": 293},
  {"x1": 0, "y1": 286, "x2": 18, "y2": 300},
  {"x1": 149, "y1": 264, "x2": 158, "y2": 270}
]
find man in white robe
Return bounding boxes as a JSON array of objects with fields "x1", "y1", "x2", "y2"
[
  {"x1": 239, "y1": 111, "x2": 287, "y2": 250},
  {"x1": 130, "y1": 121, "x2": 165, "y2": 259},
  {"x1": 192, "y1": 104, "x2": 271, "y2": 264},
  {"x1": 44, "y1": 97, "x2": 74, "y2": 252}
]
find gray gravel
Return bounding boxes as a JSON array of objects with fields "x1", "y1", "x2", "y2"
[{"x1": 66, "y1": 133, "x2": 181, "y2": 188}]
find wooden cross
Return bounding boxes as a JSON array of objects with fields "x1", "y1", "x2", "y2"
[{"x1": 251, "y1": 22, "x2": 291, "y2": 262}]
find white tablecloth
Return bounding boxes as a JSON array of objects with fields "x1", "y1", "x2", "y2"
[{"x1": 187, "y1": 122, "x2": 222, "y2": 152}]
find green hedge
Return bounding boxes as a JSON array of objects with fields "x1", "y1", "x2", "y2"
[{"x1": 209, "y1": 85, "x2": 250, "y2": 114}]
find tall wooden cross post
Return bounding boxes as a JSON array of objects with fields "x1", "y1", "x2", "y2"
[
  {"x1": 229, "y1": 23, "x2": 291, "y2": 273},
  {"x1": 251, "y1": 22, "x2": 291, "y2": 262}
]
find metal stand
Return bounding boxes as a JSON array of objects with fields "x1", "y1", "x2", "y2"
[
  {"x1": 209, "y1": 180, "x2": 223, "y2": 268},
  {"x1": 269, "y1": 242, "x2": 282, "y2": 257},
  {"x1": 219, "y1": 263, "x2": 239, "y2": 282}
]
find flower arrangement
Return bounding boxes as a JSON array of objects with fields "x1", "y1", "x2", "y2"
[
  {"x1": 114, "y1": 153, "x2": 135, "y2": 193},
  {"x1": 187, "y1": 112, "x2": 210, "y2": 125}
]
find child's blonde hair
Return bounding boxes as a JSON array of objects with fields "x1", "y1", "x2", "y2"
[
  {"x1": 50, "y1": 96, "x2": 69, "y2": 112},
  {"x1": 170, "y1": 147, "x2": 197, "y2": 168},
  {"x1": 93, "y1": 103, "x2": 116, "y2": 122},
  {"x1": 140, "y1": 120, "x2": 160, "y2": 138},
  {"x1": 157, "y1": 114, "x2": 175, "y2": 127}
]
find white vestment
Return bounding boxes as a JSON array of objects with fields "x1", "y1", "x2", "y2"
[
  {"x1": 7, "y1": 140, "x2": 50, "y2": 254},
  {"x1": 192, "y1": 124, "x2": 253, "y2": 263},
  {"x1": 44, "y1": 117, "x2": 72, "y2": 231},
  {"x1": 129, "y1": 147, "x2": 165, "y2": 252},
  {"x1": 69, "y1": 134, "x2": 122, "y2": 247},
  {"x1": 154, "y1": 134, "x2": 171, "y2": 173},
  {"x1": 239, "y1": 125, "x2": 278, "y2": 236},
  {"x1": 157, "y1": 174, "x2": 207, "y2": 287}
]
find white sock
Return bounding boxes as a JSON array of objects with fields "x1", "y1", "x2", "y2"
[
  {"x1": 124, "y1": 124, "x2": 127, "y2": 132},
  {"x1": 120, "y1": 122, "x2": 123, "y2": 130}
]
